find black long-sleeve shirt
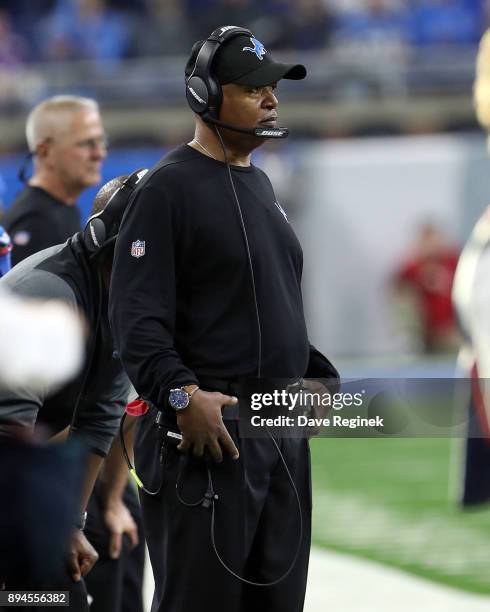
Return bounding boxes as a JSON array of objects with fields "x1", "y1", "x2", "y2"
[
  {"x1": 3, "y1": 185, "x2": 81, "y2": 266},
  {"x1": 110, "y1": 145, "x2": 337, "y2": 408}
]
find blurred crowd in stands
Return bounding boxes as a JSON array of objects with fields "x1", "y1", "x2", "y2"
[{"x1": 0, "y1": 0, "x2": 488, "y2": 68}]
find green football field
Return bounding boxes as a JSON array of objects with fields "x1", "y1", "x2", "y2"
[{"x1": 310, "y1": 437, "x2": 490, "y2": 593}]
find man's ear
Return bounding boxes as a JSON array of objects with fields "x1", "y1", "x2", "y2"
[{"x1": 35, "y1": 138, "x2": 52, "y2": 160}]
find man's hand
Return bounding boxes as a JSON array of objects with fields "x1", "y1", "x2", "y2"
[
  {"x1": 177, "y1": 390, "x2": 239, "y2": 462},
  {"x1": 66, "y1": 529, "x2": 98, "y2": 582},
  {"x1": 302, "y1": 379, "x2": 331, "y2": 439},
  {"x1": 103, "y1": 498, "x2": 139, "y2": 559}
]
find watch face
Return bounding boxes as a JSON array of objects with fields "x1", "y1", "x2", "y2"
[{"x1": 169, "y1": 388, "x2": 189, "y2": 411}]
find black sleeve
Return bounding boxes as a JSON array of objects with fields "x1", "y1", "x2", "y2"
[
  {"x1": 70, "y1": 369, "x2": 130, "y2": 457},
  {"x1": 9, "y1": 213, "x2": 63, "y2": 266},
  {"x1": 0, "y1": 383, "x2": 44, "y2": 435},
  {"x1": 306, "y1": 343, "x2": 339, "y2": 382},
  {"x1": 109, "y1": 182, "x2": 199, "y2": 408}
]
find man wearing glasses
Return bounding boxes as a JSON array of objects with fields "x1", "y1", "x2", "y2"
[{"x1": 3, "y1": 95, "x2": 107, "y2": 266}]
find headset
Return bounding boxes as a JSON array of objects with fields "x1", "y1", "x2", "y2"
[
  {"x1": 185, "y1": 25, "x2": 288, "y2": 139},
  {"x1": 83, "y1": 168, "x2": 148, "y2": 256}
]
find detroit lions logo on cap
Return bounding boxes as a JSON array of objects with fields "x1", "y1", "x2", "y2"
[{"x1": 242, "y1": 37, "x2": 266, "y2": 61}]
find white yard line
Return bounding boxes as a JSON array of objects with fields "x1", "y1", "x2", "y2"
[{"x1": 305, "y1": 548, "x2": 490, "y2": 612}]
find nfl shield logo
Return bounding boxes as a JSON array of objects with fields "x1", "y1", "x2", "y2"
[{"x1": 131, "y1": 240, "x2": 145, "y2": 258}]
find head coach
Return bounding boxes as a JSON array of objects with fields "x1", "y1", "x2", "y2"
[{"x1": 109, "y1": 25, "x2": 339, "y2": 612}]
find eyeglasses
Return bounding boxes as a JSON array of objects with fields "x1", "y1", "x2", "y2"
[
  {"x1": 73, "y1": 135, "x2": 109, "y2": 150},
  {"x1": 36, "y1": 135, "x2": 109, "y2": 153}
]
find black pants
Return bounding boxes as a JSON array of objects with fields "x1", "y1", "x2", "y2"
[
  {"x1": 84, "y1": 484, "x2": 145, "y2": 612},
  {"x1": 3, "y1": 484, "x2": 145, "y2": 612},
  {"x1": 0, "y1": 438, "x2": 87, "y2": 611},
  {"x1": 136, "y1": 411, "x2": 311, "y2": 612}
]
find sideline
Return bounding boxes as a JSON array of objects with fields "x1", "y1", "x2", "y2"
[
  {"x1": 143, "y1": 546, "x2": 490, "y2": 611},
  {"x1": 305, "y1": 548, "x2": 490, "y2": 612}
]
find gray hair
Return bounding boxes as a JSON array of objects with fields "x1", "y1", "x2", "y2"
[{"x1": 25, "y1": 95, "x2": 99, "y2": 152}]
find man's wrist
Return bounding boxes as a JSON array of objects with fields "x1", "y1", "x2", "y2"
[
  {"x1": 100, "y1": 490, "x2": 125, "y2": 510},
  {"x1": 182, "y1": 384, "x2": 199, "y2": 395},
  {"x1": 76, "y1": 511, "x2": 87, "y2": 531},
  {"x1": 168, "y1": 384, "x2": 199, "y2": 411}
]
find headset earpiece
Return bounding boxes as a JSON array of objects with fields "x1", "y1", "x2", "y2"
[
  {"x1": 185, "y1": 26, "x2": 252, "y2": 120},
  {"x1": 84, "y1": 216, "x2": 107, "y2": 252},
  {"x1": 186, "y1": 75, "x2": 211, "y2": 115}
]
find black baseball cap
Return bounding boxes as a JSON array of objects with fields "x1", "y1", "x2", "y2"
[{"x1": 185, "y1": 33, "x2": 307, "y2": 87}]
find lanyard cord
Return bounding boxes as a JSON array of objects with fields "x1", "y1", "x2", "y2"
[
  {"x1": 119, "y1": 412, "x2": 164, "y2": 496},
  {"x1": 175, "y1": 429, "x2": 303, "y2": 587},
  {"x1": 215, "y1": 127, "x2": 262, "y2": 378}
]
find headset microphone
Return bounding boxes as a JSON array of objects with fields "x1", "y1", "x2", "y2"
[{"x1": 202, "y1": 113, "x2": 288, "y2": 138}]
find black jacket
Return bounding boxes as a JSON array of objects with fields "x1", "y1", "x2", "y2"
[{"x1": 0, "y1": 233, "x2": 129, "y2": 456}]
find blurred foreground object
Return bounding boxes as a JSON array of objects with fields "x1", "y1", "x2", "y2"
[
  {"x1": 0, "y1": 287, "x2": 84, "y2": 389},
  {"x1": 474, "y1": 29, "x2": 490, "y2": 132},
  {"x1": 452, "y1": 207, "x2": 490, "y2": 506},
  {"x1": 452, "y1": 28, "x2": 490, "y2": 507}
]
